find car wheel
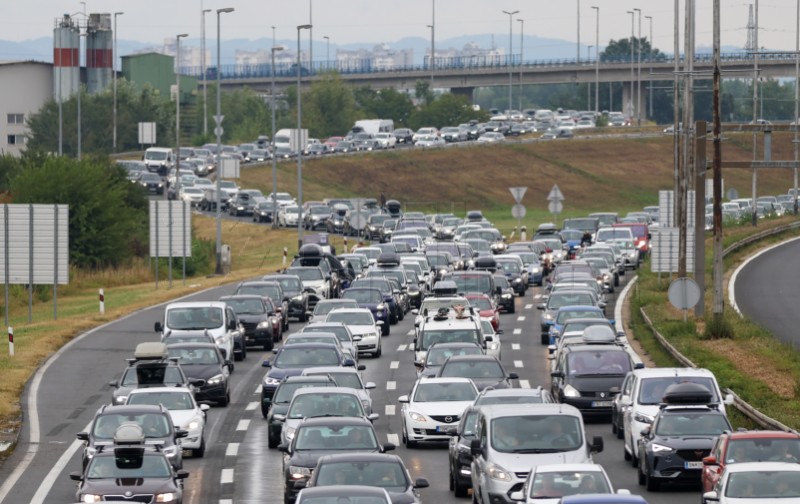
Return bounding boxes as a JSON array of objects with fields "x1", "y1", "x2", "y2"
[
  {"x1": 455, "y1": 478, "x2": 469, "y2": 498},
  {"x1": 261, "y1": 404, "x2": 269, "y2": 419},
  {"x1": 234, "y1": 348, "x2": 243, "y2": 362},
  {"x1": 382, "y1": 323, "x2": 390, "y2": 336},
  {"x1": 611, "y1": 416, "x2": 618, "y2": 435},
  {"x1": 509, "y1": 302, "x2": 516, "y2": 314},
  {"x1": 638, "y1": 462, "x2": 646, "y2": 485},
  {"x1": 374, "y1": 345, "x2": 382, "y2": 358},
  {"x1": 449, "y1": 468, "x2": 455, "y2": 491},
  {"x1": 624, "y1": 442, "x2": 632, "y2": 461},
  {"x1": 541, "y1": 333, "x2": 549, "y2": 345},
  {"x1": 219, "y1": 391, "x2": 230, "y2": 407},
  {"x1": 631, "y1": 450, "x2": 639, "y2": 468},
  {"x1": 264, "y1": 339, "x2": 274, "y2": 351},
  {"x1": 645, "y1": 469, "x2": 659, "y2": 492},
  {"x1": 472, "y1": 488, "x2": 480, "y2": 504},
  {"x1": 616, "y1": 422, "x2": 625, "y2": 439},
  {"x1": 194, "y1": 437, "x2": 206, "y2": 458}
]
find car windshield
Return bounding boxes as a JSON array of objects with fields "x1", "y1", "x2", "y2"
[
  {"x1": 413, "y1": 382, "x2": 477, "y2": 402},
  {"x1": 566, "y1": 350, "x2": 631, "y2": 376},
  {"x1": 326, "y1": 311, "x2": 374, "y2": 325},
  {"x1": 86, "y1": 454, "x2": 172, "y2": 479},
  {"x1": 555, "y1": 309, "x2": 604, "y2": 325},
  {"x1": 561, "y1": 320, "x2": 609, "y2": 334},
  {"x1": 528, "y1": 470, "x2": 611, "y2": 499},
  {"x1": 166, "y1": 307, "x2": 224, "y2": 330},
  {"x1": 92, "y1": 414, "x2": 171, "y2": 439},
  {"x1": 427, "y1": 254, "x2": 449, "y2": 267},
  {"x1": 288, "y1": 393, "x2": 363, "y2": 419},
  {"x1": 314, "y1": 300, "x2": 359, "y2": 316},
  {"x1": 725, "y1": 470, "x2": 800, "y2": 498},
  {"x1": 637, "y1": 377, "x2": 718, "y2": 405},
  {"x1": 224, "y1": 298, "x2": 265, "y2": 315},
  {"x1": 286, "y1": 336, "x2": 337, "y2": 346},
  {"x1": 440, "y1": 360, "x2": 504, "y2": 379},
  {"x1": 267, "y1": 277, "x2": 302, "y2": 294},
  {"x1": 274, "y1": 382, "x2": 334, "y2": 403},
  {"x1": 548, "y1": 293, "x2": 595, "y2": 310},
  {"x1": 724, "y1": 439, "x2": 800, "y2": 464},
  {"x1": 467, "y1": 297, "x2": 491, "y2": 311},
  {"x1": 303, "y1": 326, "x2": 351, "y2": 343},
  {"x1": 563, "y1": 219, "x2": 598, "y2": 233},
  {"x1": 342, "y1": 289, "x2": 384, "y2": 304},
  {"x1": 289, "y1": 268, "x2": 324, "y2": 281},
  {"x1": 560, "y1": 230, "x2": 584, "y2": 241},
  {"x1": 493, "y1": 276, "x2": 510, "y2": 288},
  {"x1": 497, "y1": 261, "x2": 521, "y2": 273},
  {"x1": 654, "y1": 412, "x2": 730, "y2": 436},
  {"x1": 127, "y1": 391, "x2": 194, "y2": 411},
  {"x1": 314, "y1": 461, "x2": 408, "y2": 492},
  {"x1": 274, "y1": 348, "x2": 340, "y2": 368},
  {"x1": 312, "y1": 372, "x2": 362, "y2": 390},
  {"x1": 475, "y1": 394, "x2": 546, "y2": 406},
  {"x1": 425, "y1": 346, "x2": 482, "y2": 366},
  {"x1": 121, "y1": 366, "x2": 184, "y2": 386},
  {"x1": 446, "y1": 275, "x2": 491, "y2": 295},
  {"x1": 491, "y1": 415, "x2": 583, "y2": 453},
  {"x1": 168, "y1": 347, "x2": 220, "y2": 365},
  {"x1": 237, "y1": 283, "x2": 281, "y2": 300},
  {"x1": 294, "y1": 425, "x2": 378, "y2": 451}
]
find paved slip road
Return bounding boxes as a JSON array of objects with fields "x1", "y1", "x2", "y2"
[
  {"x1": 733, "y1": 237, "x2": 800, "y2": 349},
  {"x1": 0, "y1": 268, "x2": 702, "y2": 504}
]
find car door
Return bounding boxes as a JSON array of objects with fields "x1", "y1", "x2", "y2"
[
  {"x1": 702, "y1": 436, "x2": 725, "y2": 492},
  {"x1": 622, "y1": 375, "x2": 639, "y2": 455},
  {"x1": 471, "y1": 415, "x2": 489, "y2": 497},
  {"x1": 613, "y1": 373, "x2": 634, "y2": 434},
  {"x1": 225, "y1": 307, "x2": 241, "y2": 355}
]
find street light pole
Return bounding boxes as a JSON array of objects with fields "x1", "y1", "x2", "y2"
[
  {"x1": 113, "y1": 12, "x2": 122, "y2": 152},
  {"x1": 592, "y1": 6, "x2": 599, "y2": 114},
  {"x1": 634, "y1": 8, "x2": 642, "y2": 126},
  {"x1": 518, "y1": 18, "x2": 524, "y2": 112},
  {"x1": 795, "y1": 0, "x2": 799, "y2": 214},
  {"x1": 297, "y1": 24, "x2": 312, "y2": 251},
  {"x1": 214, "y1": 7, "x2": 234, "y2": 275},
  {"x1": 271, "y1": 44, "x2": 285, "y2": 230},
  {"x1": 646, "y1": 15, "x2": 653, "y2": 118},
  {"x1": 627, "y1": 10, "x2": 635, "y2": 122},
  {"x1": 588, "y1": 45, "x2": 593, "y2": 110},
  {"x1": 431, "y1": 0, "x2": 435, "y2": 86},
  {"x1": 323, "y1": 36, "x2": 330, "y2": 68},
  {"x1": 78, "y1": 32, "x2": 84, "y2": 161},
  {"x1": 502, "y1": 10, "x2": 519, "y2": 115},
  {"x1": 175, "y1": 33, "x2": 188, "y2": 201},
  {"x1": 309, "y1": 0, "x2": 313, "y2": 72},
  {"x1": 202, "y1": 7, "x2": 211, "y2": 135},
  {"x1": 577, "y1": 0, "x2": 580, "y2": 63}
]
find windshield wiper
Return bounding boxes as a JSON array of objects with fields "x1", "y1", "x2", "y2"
[{"x1": 512, "y1": 448, "x2": 563, "y2": 454}]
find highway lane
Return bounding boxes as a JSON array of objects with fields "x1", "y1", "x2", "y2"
[
  {"x1": 0, "y1": 267, "x2": 704, "y2": 504},
  {"x1": 733, "y1": 237, "x2": 800, "y2": 349}
]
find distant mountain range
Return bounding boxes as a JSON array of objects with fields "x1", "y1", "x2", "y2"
[{"x1": 0, "y1": 34, "x2": 744, "y2": 66}]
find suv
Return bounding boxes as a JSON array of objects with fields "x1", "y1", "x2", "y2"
[
  {"x1": 614, "y1": 367, "x2": 730, "y2": 468},
  {"x1": 155, "y1": 301, "x2": 243, "y2": 361},
  {"x1": 262, "y1": 274, "x2": 312, "y2": 322},
  {"x1": 701, "y1": 430, "x2": 800, "y2": 492},
  {"x1": 412, "y1": 306, "x2": 485, "y2": 364},
  {"x1": 234, "y1": 280, "x2": 289, "y2": 331},
  {"x1": 470, "y1": 404, "x2": 604, "y2": 504},
  {"x1": 637, "y1": 382, "x2": 732, "y2": 491},
  {"x1": 108, "y1": 342, "x2": 202, "y2": 406}
]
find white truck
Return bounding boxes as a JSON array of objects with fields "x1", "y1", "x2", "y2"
[
  {"x1": 155, "y1": 301, "x2": 244, "y2": 362},
  {"x1": 143, "y1": 147, "x2": 175, "y2": 176},
  {"x1": 352, "y1": 119, "x2": 394, "y2": 136},
  {"x1": 273, "y1": 129, "x2": 308, "y2": 153}
]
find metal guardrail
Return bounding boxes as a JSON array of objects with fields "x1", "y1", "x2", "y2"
[{"x1": 637, "y1": 220, "x2": 800, "y2": 432}]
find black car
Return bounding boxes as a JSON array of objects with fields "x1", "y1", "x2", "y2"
[
  {"x1": 220, "y1": 294, "x2": 279, "y2": 350},
  {"x1": 139, "y1": 173, "x2": 164, "y2": 195},
  {"x1": 280, "y1": 416, "x2": 394, "y2": 504},
  {"x1": 365, "y1": 214, "x2": 391, "y2": 241},
  {"x1": 290, "y1": 243, "x2": 349, "y2": 299},
  {"x1": 262, "y1": 274, "x2": 311, "y2": 322},
  {"x1": 77, "y1": 404, "x2": 187, "y2": 470},
  {"x1": 550, "y1": 344, "x2": 637, "y2": 417},
  {"x1": 235, "y1": 280, "x2": 289, "y2": 331},
  {"x1": 260, "y1": 343, "x2": 356, "y2": 403},
  {"x1": 492, "y1": 274, "x2": 516, "y2": 313},
  {"x1": 436, "y1": 354, "x2": 518, "y2": 391},
  {"x1": 252, "y1": 201, "x2": 275, "y2": 223},
  {"x1": 165, "y1": 343, "x2": 232, "y2": 406},
  {"x1": 228, "y1": 190, "x2": 259, "y2": 216},
  {"x1": 304, "y1": 205, "x2": 331, "y2": 230},
  {"x1": 70, "y1": 424, "x2": 189, "y2": 504},
  {"x1": 393, "y1": 128, "x2": 414, "y2": 145},
  {"x1": 448, "y1": 405, "x2": 480, "y2": 497},
  {"x1": 637, "y1": 382, "x2": 732, "y2": 491},
  {"x1": 264, "y1": 375, "x2": 337, "y2": 446},
  {"x1": 333, "y1": 140, "x2": 355, "y2": 153},
  {"x1": 350, "y1": 277, "x2": 401, "y2": 325},
  {"x1": 305, "y1": 143, "x2": 330, "y2": 156},
  {"x1": 417, "y1": 342, "x2": 483, "y2": 377},
  {"x1": 296, "y1": 452, "x2": 429, "y2": 503}
]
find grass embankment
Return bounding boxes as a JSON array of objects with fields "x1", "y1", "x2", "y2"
[{"x1": 1, "y1": 131, "x2": 797, "y2": 432}]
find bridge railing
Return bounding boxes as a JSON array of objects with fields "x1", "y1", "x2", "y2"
[{"x1": 181, "y1": 51, "x2": 791, "y2": 82}]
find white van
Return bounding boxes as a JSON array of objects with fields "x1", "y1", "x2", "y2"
[
  {"x1": 144, "y1": 147, "x2": 175, "y2": 175},
  {"x1": 612, "y1": 367, "x2": 732, "y2": 468},
  {"x1": 155, "y1": 301, "x2": 242, "y2": 362},
  {"x1": 471, "y1": 404, "x2": 603, "y2": 503},
  {"x1": 595, "y1": 226, "x2": 634, "y2": 244}
]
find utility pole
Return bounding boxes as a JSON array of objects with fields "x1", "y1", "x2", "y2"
[
  {"x1": 518, "y1": 18, "x2": 524, "y2": 112},
  {"x1": 577, "y1": 0, "x2": 581, "y2": 63},
  {"x1": 627, "y1": 11, "x2": 635, "y2": 121},
  {"x1": 502, "y1": 10, "x2": 519, "y2": 115},
  {"x1": 752, "y1": 0, "x2": 760, "y2": 226},
  {"x1": 593, "y1": 6, "x2": 599, "y2": 115},
  {"x1": 673, "y1": 0, "x2": 681, "y2": 228},
  {"x1": 712, "y1": 0, "x2": 724, "y2": 322},
  {"x1": 646, "y1": 15, "x2": 653, "y2": 118},
  {"x1": 635, "y1": 8, "x2": 642, "y2": 127},
  {"x1": 795, "y1": 0, "x2": 799, "y2": 215}
]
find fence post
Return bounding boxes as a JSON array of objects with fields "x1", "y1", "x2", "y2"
[
  {"x1": 8, "y1": 326, "x2": 13, "y2": 357},
  {"x1": 99, "y1": 289, "x2": 105, "y2": 315},
  {"x1": 282, "y1": 247, "x2": 287, "y2": 267}
]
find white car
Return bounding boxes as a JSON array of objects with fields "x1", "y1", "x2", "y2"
[
  {"x1": 479, "y1": 319, "x2": 502, "y2": 359},
  {"x1": 510, "y1": 463, "x2": 628, "y2": 503},
  {"x1": 325, "y1": 308, "x2": 383, "y2": 358},
  {"x1": 278, "y1": 205, "x2": 302, "y2": 227},
  {"x1": 412, "y1": 127, "x2": 439, "y2": 143},
  {"x1": 477, "y1": 132, "x2": 505, "y2": 143},
  {"x1": 398, "y1": 376, "x2": 478, "y2": 447},
  {"x1": 126, "y1": 386, "x2": 209, "y2": 457},
  {"x1": 266, "y1": 192, "x2": 297, "y2": 209},
  {"x1": 414, "y1": 135, "x2": 445, "y2": 147},
  {"x1": 280, "y1": 386, "x2": 376, "y2": 445},
  {"x1": 179, "y1": 187, "x2": 204, "y2": 206},
  {"x1": 374, "y1": 132, "x2": 397, "y2": 149},
  {"x1": 702, "y1": 462, "x2": 800, "y2": 503}
]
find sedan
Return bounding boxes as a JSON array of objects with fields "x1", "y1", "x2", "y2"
[
  {"x1": 393, "y1": 128, "x2": 414, "y2": 144},
  {"x1": 139, "y1": 172, "x2": 164, "y2": 194},
  {"x1": 510, "y1": 463, "x2": 622, "y2": 503},
  {"x1": 477, "y1": 132, "x2": 505, "y2": 143},
  {"x1": 414, "y1": 135, "x2": 445, "y2": 147},
  {"x1": 398, "y1": 377, "x2": 479, "y2": 447},
  {"x1": 701, "y1": 462, "x2": 800, "y2": 503},
  {"x1": 325, "y1": 308, "x2": 383, "y2": 358},
  {"x1": 126, "y1": 387, "x2": 210, "y2": 457},
  {"x1": 296, "y1": 486, "x2": 392, "y2": 504}
]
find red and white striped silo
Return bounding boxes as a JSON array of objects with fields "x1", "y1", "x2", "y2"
[
  {"x1": 53, "y1": 14, "x2": 80, "y2": 102},
  {"x1": 86, "y1": 13, "x2": 112, "y2": 94}
]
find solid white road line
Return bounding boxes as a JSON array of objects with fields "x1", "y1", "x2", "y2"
[
  {"x1": 226, "y1": 443, "x2": 240, "y2": 457},
  {"x1": 255, "y1": 385, "x2": 263, "y2": 395},
  {"x1": 728, "y1": 236, "x2": 800, "y2": 316},
  {"x1": 513, "y1": 329, "x2": 521, "y2": 335},
  {"x1": 221, "y1": 468, "x2": 234, "y2": 484},
  {"x1": 519, "y1": 380, "x2": 531, "y2": 389},
  {"x1": 385, "y1": 405, "x2": 396, "y2": 416},
  {"x1": 514, "y1": 360, "x2": 524, "y2": 368},
  {"x1": 511, "y1": 343, "x2": 521, "y2": 350},
  {"x1": 387, "y1": 433, "x2": 400, "y2": 446},
  {"x1": 236, "y1": 420, "x2": 250, "y2": 431},
  {"x1": 245, "y1": 401, "x2": 258, "y2": 411},
  {"x1": 386, "y1": 381, "x2": 396, "y2": 390},
  {"x1": 517, "y1": 316, "x2": 526, "y2": 322},
  {"x1": 390, "y1": 361, "x2": 399, "y2": 369},
  {"x1": 614, "y1": 275, "x2": 638, "y2": 336}
]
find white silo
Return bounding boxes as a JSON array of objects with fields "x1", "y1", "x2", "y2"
[
  {"x1": 86, "y1": 13, "x2": 112, "y2": 94},
  {"x1": 53, "y1": 14, "x2": 80, "y2": 102}
]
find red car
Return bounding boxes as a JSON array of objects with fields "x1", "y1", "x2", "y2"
[
  {"x1": 613, "y1": 222, "x2": 650, "y2": 255},
  {"x1": 323, "y1": 136, "x2": 343, "y2": 150},
  {"x1": 701, "y1": 430, "x2": 800, "y2": 492},
  {"x1": 466, "y1": 293, "x2": 500, "y2": 333}
]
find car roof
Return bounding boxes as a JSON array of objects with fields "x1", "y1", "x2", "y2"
[
  {"x1": 165, "y1": 342, "x2": 219, "y2": 350},
  {"x1": 417, "y1": 376, "x2": 476, "y2": 385},
  {"x1": 533, "y1": 463, "x2": 607, "y2": 473},
  {"x1": 722, "y1": 461, "x2": 800, "y2": 473},
  {"x1": 127, "y1": 386, "x2": 194, "y2": 395},
  {"x1": 302, "y1": 366, "x2": 359, "y2": 374},
  {"x1": 442, "y1": 354, "x2": 500, "y2": 363},
  {"x1": 298, "y1": 485, "x2": 390, "y2": 498},
  {"x1": 282, "y1": 375, "x2": 337, "y2": 383},
  {"x1": 291, "y1": 386, "x2": 359, "y2": 397},
  {"x1": 628, "y1": 367, "x2": 716, "y2": 378},
  {"x1": 97, "y1": 404, "x2": 165, "y2": 414},
  {"x1": 326, "y1": 308, "x2": 372, "y2": 315},
  {"x1": 298, "y1": 416, "x2": 374, "y2": 427},
  {"x1": 725, "y1": 430, "x2": 800, "y2": 440},
  {"x1": 560, "y1": 495, "x2": 647, "y2": 504},
  {"x1": 429, "y1": 342, "x2": 482, "y2": 349},
  {"x1": 476, "y1": 403, "x2": 582, "y2": 418},
  {"x1": 478, "y1": 388, "x2": 546, "y2": 398},
  {"x1": 166, "y1": 301, "x2": 227, "y2": 309},
  {"x1": 316, "y1": 452, "x2": 402, "y2": 463}
]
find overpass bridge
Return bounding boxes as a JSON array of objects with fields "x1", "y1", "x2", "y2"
[{"x1": 183, "y1": 52, "x2": 799, "y2": 107}]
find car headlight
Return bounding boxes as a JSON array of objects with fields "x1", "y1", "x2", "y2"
[
  {"x1": 206, "y1": 374, "x2": 223, "y2": 386},
  {"x1": 184, "y1": 416, "x2": 203, "y2": 431},
  {"x1": 377, "y1": 303, "x2": 386, "y2": 311},
  {"x1": 486, "y1": 463, "x2": 513, "y2": 482},
  {"x1": 543, "y1": 313, "x2": 553, "y2": 320},
  {"x1": 162, "y1": 445, "x2": 177, "y2": 459},
  {"x1": 562, "y1": 384, "x2": 580, "y2": 398},
  {"x1": 530, "y1": 266, "x2": 540, "y2": 273},
  {"x1": 257, "y1": 321, "x2": 271, "y2": 329},
  {"x1": 512, "y1": 278, "x2": 522, "y2": 284},
  {"x1": 289, "y1": 465, "x2": 311, "y2": 479},
  {"x1": 114, "y1": 395, "x2": 127, "y2": 404},
  {"x1": 215, "y1": 336, "x2": 226, "y2": 346},
  {"x1": 439, "y1": 268, "x2": 448, "y2": 276},
  {"x1": 264, "y1": 376, "x2": 281, "y2": 386},
  {"x1": 634, "y1": 412, "x2": 655, "y2": 424},
  {"x1": 292, "y1": 295, "x2": 304, "y2": 302},
  {"x1": 502, "y1": 293, "x2": 512, "y2": 299},
  {"x1": 85, "y1": 446, "x2": 97, "y2": 459},
  {"x1": 408, "y1": 411, "x2": 427, "y2": 422},
  {"x1": 155, "y1": 492, "x2": 177, "y2": 503},
  {"x1": 82, "y1": 495, "x2": 103, "y2": 503},
  {"x1": 651, "y1": 443, "x2": 675, "y2": 453},
  {"x1": 486, "y1": 342, "x2": 499, "y2": 351},
  {"x1": 285, "y1": 426, "x2": 297, "y2": 440}
]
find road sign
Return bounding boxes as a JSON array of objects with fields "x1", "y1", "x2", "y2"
[
  {"x1": 547, "y1": 184, "x2": 564, "y2": 202},
  {"x1": 726, "y1": 188, "x2": 739, "y2": 200},
  {"x1": 668, "y1": 277, "x2": 701, "y2": 310},
  {"x1": 214, "y1": 127, "x2": 224, "y2": 137},
  {"x1": 511, "y1": 204, "x2": 526, "y2": 219},
  {"x1": 548, "y1": 200, "x2": 563, "y2": 214},
  {"x1": 509, "y1": 187, "x2": 527, "y2": 203},
  {"x1": 213, "y1": 115, "x2": 224, "y2": 125}
]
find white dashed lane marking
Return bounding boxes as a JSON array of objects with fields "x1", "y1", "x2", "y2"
[
  {"x1": 513, "y1": 329, "x2": 521, "y2": 335},
  {"x1": 220, "y1": 500, "x2": 233, "y2": 504},
  {"x1": 387, "y1": 381, "x2": 396, "y2": 390},
  {"x1": 236, "y1": 420, "x2": 250, "y2": 431},
  {"x1": 254, "y1": 385, "x2": 262, "y2": 395},
  {"x1": 221, "y1": 468, "x2": 234, "y2": 484},
  {"x1": 517, "y1": 316, "x2": 526, "y2": 322},
  {"x1": 387, "y1": 433, "x2": 400, "y2": 446},
  {"x1": 397, "y1": 344, "x2": 408, "y2": 352},
  {"x1": 519, "y1": 380, "x2": 531, "y2": 389},
  {"x1": 385, "y1": 405, "x2": 396, "y2": 416},
  {"x1": 390, "y1": 361, "x2": 399, "y2": 369},
  {"x1": 407, "y1": 330, "x2": 415, "y2": 336},
  {"x1": 245, "y1": 402, "x2": 258, "y2": 411},
  {"x1": 225, "y1": 443, "x2": 239, "y2": 457},
  {"x1": 525, "y1": 303, "x2": 534, "y2": 309},
  {"x1": 512, "y1": 343, "x2": 521, "y2": 350},
  {"x1": 514, "y1": 360, "x2": 524, "y2": 368}
]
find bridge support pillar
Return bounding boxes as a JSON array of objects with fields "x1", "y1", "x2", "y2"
[
  {"x1": 450, "y1": 87, "x2": 475, "y2": 103},
  {"x1": 620, "y1": 81, "x2": 647, "y2": 124}
]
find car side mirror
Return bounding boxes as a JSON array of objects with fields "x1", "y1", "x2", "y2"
[
  {"x1": 510, "y1": 491, "x2": 524, "y2": 502},
  {"x1": 200, "y1": 404, "x2": 210, "y2": 412},
  {"x1": 69, "y1": 471, "x2": 83, "y2": 482},
  {"x1": 398, "y1": 395, "x2": 409, "y2": 403},
  {"x1": 495, "y1": 287, "x2": 502, "y2": 295},
  {"x1": 262, "y1": 360, "x2": 272, "y2": 368},
  {"x1": 724, "y1": 393, "x2": 734, "y2": 405},
  {"x1": 470, "y1": 439, "x2": 483, "y2": 457},
  {"x1": 368, "y1": 413, "x2": 380, "y2": 422},
  {"x1": 609, "y1": 386, "x2": 621, "y2": 394},
  {"x1": 551, "y1": 371, "x2": 564, "y2": 378},
  {"x1": 226, "y1": 360, "x2": 234, "y2": 372},
  {"x1": 175, "y1": 429, "x2": 189, "y2": 439},
  {"x1": 537, "y1": 304, "x2": 546, "y2": 310},
  {"x1": 414, "y1": 478, "x2": 430, "y2": 489},
  {"x1": 703, "y1": 455, "x2": 718, "y2": 466},
  {"x1": 382, "y1": 443, "x2": 396, "y2": 452},
  {"x1": 76, "y1": 432, "x2": 90, "y2": 441},
  {"x1": 176, "y1": 469, "x2": 190, "y2": 480},
  {"x1": 634, "y1": 362, "x2": 645, "y2": 369},
  {"x1": 640, "y1": 427, "x2": 651, "y2": 437},
  {"x1": 278, "y1": 443, "x2": 290, "y2": 453},
  {"x1": 702, "y1": 491, "x2": 719, "y2": 502},
  {"x1": 590, "y1": 435, "x2": 604, "y2": 453},
  {"x1": 484, "y1": 335, "x2": 493, "y2": 343},
  {"x1": 547, "y1": 345, "x2": 556, "y2": 355},
  {"x1": 414, "y1": 360, "x2": 423, "y2": 368},
  {"x1": 108, "y1": 380, "x2": 118, "y2": 388},
  {"x1": 365, "y1": 381, "x2": 376, "y2": 389},
  {"x1": 343, "y1": 358, "x2": 356, "y2": 367},
  {"x1": 352, "y1": 335, "x2": 362, "y2": 342},
  {"x1": 154, "y1": 321, "x2": 163, "y2": 333},
  {"x1": 508, "y1": 372, "x2": 519, "y2": 380}
]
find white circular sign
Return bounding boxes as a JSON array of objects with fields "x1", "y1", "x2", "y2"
[
  {"x1": 667, "y1": 277, "x2": 701, "y2": 310},
  {"x1": 548, "y1": 201, "x2": 563, "y2": 214},
  {"x1": 511, "y1": 204, "x2": 526, "y2": 219},
  {"x1": 214, "y1": 126, "x2": 224, "y2": 137}
]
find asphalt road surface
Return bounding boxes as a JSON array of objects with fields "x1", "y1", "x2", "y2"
[{"x1": 0, "y1": 267, "x2": 704, "y2": 504}]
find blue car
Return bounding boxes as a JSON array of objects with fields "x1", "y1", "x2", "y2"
[
  {"x1": 560, "y1": 229, "x2": 585, "y2": 259},
  {"x1": 560, "y1": 494, "x2": 648, "y2": 504},
  {"x1": 546, "y1": 305, "x2": 611, "y2": 346},
  {"x1": 341, "y1": 287, "x2": 391, "y2": 335}
]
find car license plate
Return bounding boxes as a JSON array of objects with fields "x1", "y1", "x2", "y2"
[
  {"x1": 436, "y1": 425, "x2": 457, "y2": 433},
  {"x1": 684, "y1": 461, "x2": 703, "y2": 469},
  {"x1": 592, "y1": 401, "x2": 613, "y2": 407}
]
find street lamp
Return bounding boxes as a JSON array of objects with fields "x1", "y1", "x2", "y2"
[
  {"x1": 646, "y1": 15, "x2": 653, "y2": 118},
  {"x1": 297, "y1": 24, "x2": 313, "y2": 251},
  {"x1": 588, "y1": 45, "x2": 593, "y2": 110},
  {"x1": 271, "y1": 44, "x2": 286, "y2": 230},
  {"x1": 323, "y1": 36, "x2": 330, "y2": 68},
  {"x1": 214, "y1": 7, "x2": 234, "y2": 275},
  {"x1": 592, "y1": 6, "x2": 599, "y2": 114},
  {"x1": 634, "y1": 8, "x2": 642, "y2": 126},
  {"x1": 502, "y1": 10, "x2": 519, "y2": 115},
  {"x1": 78, "y1": 31, "x2": 85, "y2": 161},
  {"x1": 627, "y1": 10, "x2": 635, "y2": 121},
  {"x1": 518, "y1": 18, "x2": 524, "y2": 112},
  {"x1": 112, "y1": 12, "x2": 123, "y2": 152},
  {"x1": 201, "y1": 7, "x2": 211, "y2": 135},
  {"x1": 175, "y1": 33, "x2": 188, "y2": 202}
]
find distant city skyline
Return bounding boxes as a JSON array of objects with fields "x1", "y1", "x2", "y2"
[{"x1": 2, "y1": 1, "x2": 799, "y2": 59}]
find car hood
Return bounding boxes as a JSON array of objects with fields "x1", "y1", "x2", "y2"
[
  {"x1": 79, "y1": 476, "x2": 178, "y2": 496},
  {"x1": 413, "y1": 400, "x2": 474, "y2": 417},
  {"x1": 237, "y1": 313, "x2": 269, "y2": 324},
  {"x1": 169, "y1": 409, "x2": 200, "y2": 428},
  {"x1": 165, "y1": 327, "x2": 224, "y2": 338},
  {"x1": 289, "y1": 447, "x2": 381, "y2": 468},
  {"x1": 487, "y1": 449, "x2": 591, "y2": 473},
  {"x1": 346, "y1": 324, "x2": 379, "y2": 336},
  {"x1": 469, "y1": 378, "x2": 511, "y2": 391},
  {"x1": 180, "y1": 363, "x2": 224, "y2": 381},
  {"x1": 267, "y1": 368, "x2": 306, "y2": 382}
]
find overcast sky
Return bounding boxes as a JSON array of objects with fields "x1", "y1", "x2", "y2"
[{"x1": 4, "y1": 1, "x2": 799, "y2": 54}]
